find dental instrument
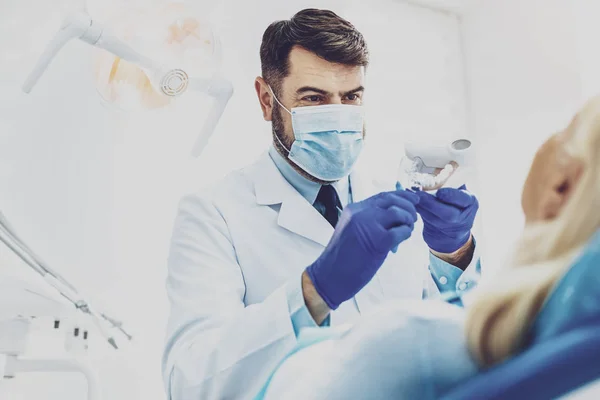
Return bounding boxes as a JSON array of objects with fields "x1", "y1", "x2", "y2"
[
  {"x1": 0, "y1": 210, "x2": 131, "y2": 399},
  {"x1": 21, "y1": 2, "x2": 233, "y2": 158},
  {"x1": 0, "y1": 211, "x2": 131, "y2": 350},
  {"x1": 0, "y1": 279, "x2": 102, "y2": 400},
  {"x1": 397, "y1": 139, "x2": 474, "y2": 192}
]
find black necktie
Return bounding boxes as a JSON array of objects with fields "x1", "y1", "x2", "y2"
[{"x1": 314, "y1": 185, "x2": 342, "y2": 228}]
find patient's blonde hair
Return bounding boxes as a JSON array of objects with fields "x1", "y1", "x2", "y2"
[{"x1": 466, "y1": 95, "x2": 600, "y2": 367}]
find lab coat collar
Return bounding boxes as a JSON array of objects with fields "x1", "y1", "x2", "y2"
[
  {"x1": 253, "y1": 152, "x2": 380, "y2": 247},
  {"x1": 265, "y1": 145, "x2": 350, "y2": 207},
  {"x1": 267, "y1": 145, "x2": 321, "y2": 205},
  {"x1": 253, "y1": 151, "x2": 334, "y2": 247},
  {"x1": 254, "y1": 151, "x2": 291, "y2": 206}
]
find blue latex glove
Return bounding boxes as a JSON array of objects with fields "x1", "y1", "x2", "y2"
[
  {"x1": 415, "y1": 185, "x2": 479, "y2": 254},
  {"x1": 306, "y1": 190, "x2": 419, "y2": 310}
]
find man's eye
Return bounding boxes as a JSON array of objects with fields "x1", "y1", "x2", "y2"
[
  {"x1": 345, "y1": 94, "x2": 360, "y2": 101},
  {"x1": 304, "y1": 95, "x2": 323, "y2": 102}
]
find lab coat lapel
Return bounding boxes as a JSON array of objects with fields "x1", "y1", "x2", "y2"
[
  {"x1": 349, "y1": 169, "x2": 386, "y2": 313},
  {"x1": 253, "y1": 152, "x2": 334, "y2": 247}
]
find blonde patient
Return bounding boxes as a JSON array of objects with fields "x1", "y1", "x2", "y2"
[{"x1": 259, "y1": 95, "x2": 600, "y2": 400}]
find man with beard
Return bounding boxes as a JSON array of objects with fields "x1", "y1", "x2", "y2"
[{"x1": 162, "y1": 8, "x2": 481, "y2": 400}]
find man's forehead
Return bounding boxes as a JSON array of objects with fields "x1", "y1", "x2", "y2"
[{"x1": 285, "y1": 46, "x2": 364, "y2": 92}]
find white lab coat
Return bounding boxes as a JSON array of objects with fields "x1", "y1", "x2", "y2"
[{"x1": 162, "y1": 151, "x2": 477, "y2": 400}]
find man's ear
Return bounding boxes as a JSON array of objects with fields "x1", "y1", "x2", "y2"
[
  {"x1": 255, "y1": 77, "x2": 273, "y2": 121},
  {"x1": 543, "y1": 157, "x2": 584, "y2": 220}
]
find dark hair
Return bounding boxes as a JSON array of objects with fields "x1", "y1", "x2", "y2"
[{"x1": 260, "y1": 8, "x2": 369, "y2": 94}]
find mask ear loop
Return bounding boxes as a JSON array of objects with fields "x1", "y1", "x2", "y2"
[
  {"x1": 268, "y1": 84, "x2": 294, "y2": 153},
  {"x1": 268, "y1": 85, "x2": 292, "y2": 114}
]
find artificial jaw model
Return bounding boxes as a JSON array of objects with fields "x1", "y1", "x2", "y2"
[{"x1": 398, "y1": 139, "x2": 473, "y2": 193}]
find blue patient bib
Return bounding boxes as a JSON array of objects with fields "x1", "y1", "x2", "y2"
[{"x1": 529, "y1": 230, "x2": 600, "y2": 345}]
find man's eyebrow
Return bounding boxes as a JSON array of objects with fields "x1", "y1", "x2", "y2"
[
  {"x1": 342, "y1": 86, "x2": 365, "y2": 96},
  {"x1": 296, "y1": 86, "x2": 331, "y2": 96},
  {"x1": 295, "y1": 85, "x2": 365, "y2": 97}
]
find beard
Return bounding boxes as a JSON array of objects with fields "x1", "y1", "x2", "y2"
[{"x1": 271, "y1": 104, "x2": 294, "y2": 154}]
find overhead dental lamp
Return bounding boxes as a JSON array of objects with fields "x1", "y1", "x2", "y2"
[{"x1": 21, "y1": 1, "x2": 233, "y2": 157}]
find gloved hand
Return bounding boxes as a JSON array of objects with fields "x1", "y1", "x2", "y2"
[
  {"x1": 306, "y1": 190, "x2": 419, "y2": 310},
  {"x1": 414, "y1": 185, "x2": 479, "y2": 254}
]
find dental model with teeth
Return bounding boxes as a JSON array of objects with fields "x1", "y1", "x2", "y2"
[
  {"x1": 398, "y1": 139, "x2": 473, "y2": 193},
  {"x1": 407, "y1": 161, "x2": 457, "y2": 191}
]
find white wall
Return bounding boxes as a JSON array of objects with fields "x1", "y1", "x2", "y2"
[
  {"x1": 571, "y1": 0, "x2": 600, "y2": 100},
  {"x1": 460, "y1": 0, "x2": 585, "y2": 272},
  {"x1": 0, "y1": 1, "x2": 468, "y2": 399}
]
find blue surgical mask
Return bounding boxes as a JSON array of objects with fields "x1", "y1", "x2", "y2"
[{"x1": 270, "y1": 86, "x2": 365, "y2": 181}]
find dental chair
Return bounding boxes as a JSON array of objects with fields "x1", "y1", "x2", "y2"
[
  {"x1": 442, "y1": 316, "x2": 600, "y2": 399},
  {"x1": 443, "y1": 231, "x2": 600, "y2": 400}
]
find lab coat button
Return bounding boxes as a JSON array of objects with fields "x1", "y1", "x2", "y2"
[{"x1": 458, "y1": 282, "x2": 468, "y2": 291}]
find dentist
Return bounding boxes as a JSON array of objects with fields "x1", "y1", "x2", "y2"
[{"x1": 163, "y1": 8, "x2": 481, "y2": 400}]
